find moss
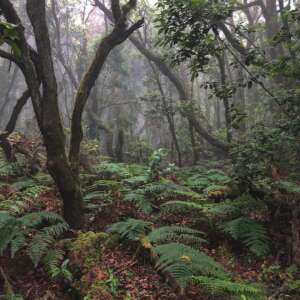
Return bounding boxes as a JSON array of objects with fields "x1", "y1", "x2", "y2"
[
  {"x1": 104, "y1": 233, "x2": 121, "y2": 249},
  {"x1": 69, "y1": 232, "x2": 113, "y2": 299},
  {"x1": 83, "y1": 280, "x2": 113, "y2": 300},
  {"x1": 78, "y1": 267, "x2": 113, "y2": 300},
  {"x1": 70, "y1": 231, "x2": 108, "y2": 270}
]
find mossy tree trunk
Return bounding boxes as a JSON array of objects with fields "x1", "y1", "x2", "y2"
[{"x1": 0, "y1": 0, "x2": 143, "y2": 228}]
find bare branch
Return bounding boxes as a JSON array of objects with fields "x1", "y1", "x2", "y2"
[
  {"x1": 0, "y1": 49, "x2": 18, "y2": 64},
  {"x1": 125, "y1": 18, "x2": 144, "y2": 37},
  {"x1": 122, "y1": 0, "x2": 137, "y2": 18},
  {"x1": 0, "y1": 90, "x2": 31, "y2": 140},
  {"x1": 111, "y1": 0, "x2": 122, "y2": 21}
]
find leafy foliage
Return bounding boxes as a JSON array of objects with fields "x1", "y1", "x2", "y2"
[
  {"x1": 92, "y1": 163, "x2": 131, "y2": 179},
  {"x1": 220, "y1": 217, "x2": 269, "y2": 257},
  {"x1": 146, "y1": 226, "x2": 207, "y2": 247},
  {"x1": 0, "y1": 211, "x2": 68, "y2": 268},
  {"x1": 107, "y1": 218, "x2": 153, "y2": 241},
  {"x1": 153, "y1": 243, "x2": 227, "y2": 289},
  {"x1": 108, "y1": 218, "x2": 222, "y2": 290},
  {"x1": 192, "y1": 276, "x2": 265, "y2": 300},
  {"x1": 0, "y1": 184, "x2": 50, "y2": 215}
]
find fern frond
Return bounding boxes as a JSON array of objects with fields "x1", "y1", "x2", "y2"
[
  {"x1": 42, "y1": 248, "x2": 65, "y2": 274},
  {"x1": 220, "y1": 217, "x2": 269, "y2": 257},
  {"x1": 0, "y1": 211, "x2": 68, "y2": 267},
  {"x1": 92, "y1": 163, "x2": 130, "y2": 179},
  {"x1": 86, "y1": 179, "x2": 122, "y2": 193},
  {"x1": 107, "y1": 218, "x2": 153, "y2": 241},
  {"x1": 147, "y1": 226, "x2": 207, "y2": 246},
  {"x1": 28, "y1": 232, "x2": 55, "y2": 267},
  {"x1": 192, "y1": 276, "x2": 265, "y2": 300},
  {"x1": 124, "y1": 191, "x2": 152, "y2": 213},
  {"x1": 161, "y1": 200, "x2": 204, "y2": 214},
  {"x1": 123, "y1": 175, "x2": 149, "y2": 187},
  {"x1": 152, "y1": 243, "x2": 227, "y2": 289},
  {"x1": 0, "y1": 185, "x2": 50, "y2": 215}
]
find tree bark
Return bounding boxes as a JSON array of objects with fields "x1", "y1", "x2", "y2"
[
  {"x1": 69, "y1": 1, "x2": 144, "y2": 173},
  {"x1": 150, "y1": 63, "x2": 182, "y2": 167},
  {"x1": 115, "y1": 129, "x2": 124, "y2": 162},
  {"x1": 217, "y1": 53, "x2": 232, "y2": 144},
  {"x1": 291, "y1": 208, "x2": 300, "y2": 266}
]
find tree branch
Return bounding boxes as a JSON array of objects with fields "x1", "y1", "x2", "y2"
[
  {"x1": 94, "y1": 0, "x2": 229, "y2": 153},
  {"x1": 111, "y1": 0, "x2": 122, "y2": 21},
  {"x1": 69, "y1": 0, "x2": 144, "y2": 171},
  {"x1": 0, "y1": 49, "x2": 18, "y2": 64},
  {"x1": 0, "y1": 90, "x2": 31, "y2": 140}
]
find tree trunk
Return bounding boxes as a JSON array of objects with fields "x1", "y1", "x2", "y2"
[
  {"x1": 150, "y1": 63, "x2": 182, "y2": 167},
  {"x1": 217, "y1": 53, "x2": 232, "y2": 144},
  {"x1": 115, "y1": 129, "x2": 124, "y2": 162},
  {"x1": 291, "y1": 208, "x2": 300, "y2": 266},
  {"x1": 0, "y1": 139, "x2": 16, "y2": 162}
]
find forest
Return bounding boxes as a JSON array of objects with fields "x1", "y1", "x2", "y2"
[{"x1": 0, "y1": 0, "x2": 299, "y2": 299}]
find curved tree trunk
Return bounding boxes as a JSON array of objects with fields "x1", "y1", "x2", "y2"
[{"x1": 0, "y1": 0, "x2": 143, "y2": 228}]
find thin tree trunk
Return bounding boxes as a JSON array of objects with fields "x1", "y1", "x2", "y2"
[
  {"x1": 115, "y1": 129, "x2": 124, "y2": 162},
  {"x1": 150, "y1": 63, "x2": 182, "y2": 167},
  {"x1": 291, "y1": 208, "x2": 300, "y2": 266},
  {"x1": 217, "y1": 53, "x2": 232, "y2": 144}
]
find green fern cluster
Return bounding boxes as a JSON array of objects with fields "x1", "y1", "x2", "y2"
[
  {"x1": 162, "y1": 196, "x2": 269, "y2": 258},
  {"x1": 123, "y1": 182, "x2": 202, "y2": 213},
  {"x1": 0, "y1": 184, "x2": 50, "y2": 215},
  {"x1": 192, "y1": 276, "x2": 265, "y2": 300},
  {"x1": 0, "y1": 161, "x2": 27, "y2": 179},
  {"x1": 86, "y1": 179, "x2": 124, "y2": 192},
  {"x1": 0, "y1": 211, "x2": 68, "y2": 268},
  {"x1": 108, "y1": 219, "x2": 220, "y2": 290},
  {"x1": 123, "y1": 175, "x2": 149, "y2": 187},
  {"x1": 220, "y1": 217, "x2": 269, "y2": 257},
  {"x1": 162, "y1": 194, "x2": 265, "y2": 217},
  {"x1": 185, "y1": 169, "x2": 231, "y2": 193},
  {"x1": 146, "y1": 226, "x2": 207, "y2": 247},
  {"x1": 153, "y1": 243, "x2": 227, "y2": 289},
  {"x1": 92, "y1": 163, "x2": 131, "y2": 179},
  {"x1": 107, "y1": 218, "x2": 153, "y2": 241}
]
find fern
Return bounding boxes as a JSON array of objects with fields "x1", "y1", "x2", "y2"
[
  {"x1": 32, "y1": 172, "x2": 54, "y2": 186},
  {"x1": 86, "y1": 179, "x2": 123, "y2": 193},
  {"x1": 192, "y1": 276, "x2": 265, "y2": 300},
  {"x1": 147, "y1": 226, "x2": 207, "y2": 247},
  {"x1": 11, "y1": 179, "x2": 36, "y2": 191},
  {"x1": 220, "y1": 217, "x2": 269, "y2": 257},
  {"x1": 203, "y1": 195, "x2": 265, "y2": 217},
  {"x1": 277, "y1": 180, "x2": 300, "y2": 194},
  {"x1": 107, "y1": 218, "x2": 153, "y2": 241},
  {"x1": 152, "y1": 243, "x2": 227, "y2": 289},
  {"x1": 143, "y1": 182, "x2": 201, "y2": 201},
  {"x1": 123, "y1": 175, "x2": 149, "y2": 187},
  {"x1": 0, "y1": 159, "x2": 27, "y2": 179},
  {"x1": 107, "y1": 219, "x2": 228, "y2": 291},
  {"x1": 0, "y1": 211, "x2": 68, "y2": 268},
  {"x1": 161, "y1": 200, "x2": 204, "y2": 214},
  {"x1": 185, "y1": 169, "x2": 231, "y2": 193},
  {"x1": 205, "y1": 169, "x2": 231, "y2": 184},
  {"x1": 0, "y1": 185, "x2": 50, "y2": 215},
  {"x1": 162, "y1": 195, "x2": 265, "y2": 221},
  {"x1": 92, "y1": 163, "x2": 130, "y2": 179},
  {"x1": 124, "y1": 191, "x2": 152, "y2": 213}
]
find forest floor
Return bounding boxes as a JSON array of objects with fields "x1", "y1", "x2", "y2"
[{"x1": 0, "y1": 159, "x2": 299, "y2": 300}]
